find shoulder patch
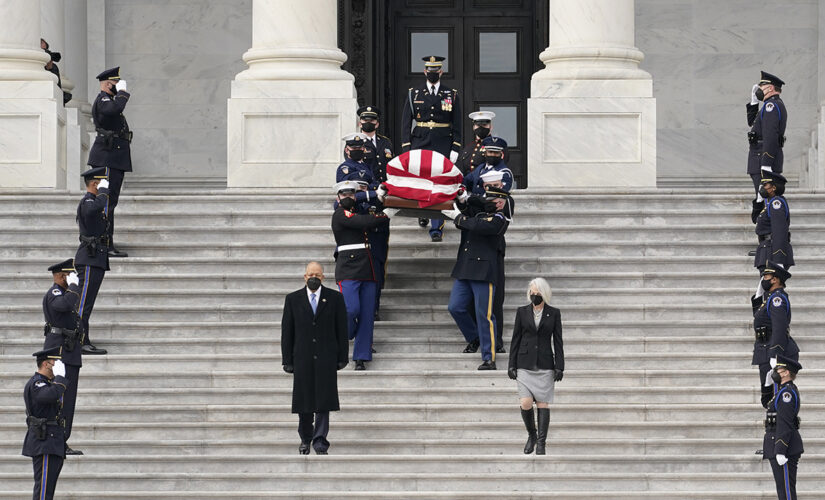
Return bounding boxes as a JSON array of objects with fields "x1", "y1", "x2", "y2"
[
  {"x1": 772, "y1": 296, "x2": 783, "y2": 307},
  {"x1": 765, "y1": 102, "x2": 774, "y2": 112},
  {"x1": 101, "y1": 97, "x2": 112, "y2": 102},
  {"x1": 51, "y1": 289, "x2": 62, "y2": 296},
  {"x1": 341, "y1": 167, "x2": 349, "y2": 175},
  {"x1": 782, "y1": 392, "x2": 792, "y2": 403},
  {"x1": 35, "y1": 382, "x2": 46, "y2": 388},
  {"x1": 772, "y1": 199, "x2": 782, "y2": 210}
]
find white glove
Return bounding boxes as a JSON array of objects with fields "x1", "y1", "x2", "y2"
[
  {"x1": 769, "y1": 357, "x2": 777, "y2": 369},
  {"x1": 115, "y1": 80, "x2": 128, "y2": 92},
  {"x1": 764, "y1": 370, "x2": 774, "y2": 387},
  {"x1": 449, "y1": 150, "x2": 459, "y2": 164},
  {"x1": 98, "y1": 179, "x2": 110, "y2": 190},
  {"x1": 456, "y1": 186, "x2": 469, "y2": 203},
  {"x1": 441, "y1": 208, "x2": 461, "y2": 220},
  {"x1": 52, "y1": 360, "x2": 66, "y2": 378},
  {"x1": 382, "y1": 208, "x2": 398, "y2": 218},
  {"x1": 760, "y1": 166, "x2": 773, "y2": 173},
  {"x1": 750, "y1": 84, "x2": 760, "y2": 105},
  {"x1": 67, "y1": 272, "x2": 79, "y2": 287},
  {"x1": 776, "y1": 454, "x2": 788, "y2": 466},
  {"x1": 376, "y1": 184, "x2": 388, "y2": 201}
]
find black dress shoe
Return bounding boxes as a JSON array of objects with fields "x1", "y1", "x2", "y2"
[
  {"x1": 315, "y1": 449, "x2": 328, "y2": 455},
  {"x1": 65, "y1": 446, "x2": 84, "y2": 456},
  {"x1": 463, "y1": 339, "x2": 480, "y2": 353},
  {"x1": 299, "y1": 442, "x2": 310, "y2": 455},
  {"x1": 81, "y1": 344, "x2": 107, "y2": 355},
  {"x1": 496, "y1": 345, "x2": 506, "y2": 354},
  {"x1": 108, "y1": 247, "x2": 128, "y2": 258},
  {"x1": 418, "y1": 218, "x2": 428, "y2": 227},
  {"x1": 477, "y1": 360, "x2": 497, "y2": 370},
  {"x1": 354, "y1": 360, "x2": 366, "y2": 371},
  {"x1": 431, "y1": 233, "x2": 442, "y2": 242}
]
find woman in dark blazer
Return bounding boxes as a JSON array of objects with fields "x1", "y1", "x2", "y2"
[{"x1": 507, "y1": 277, "x2": 564, "y2": 455}]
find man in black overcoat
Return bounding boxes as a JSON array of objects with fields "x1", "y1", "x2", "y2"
[{"x1": 281, "y1": 261, "x2": 349, "y2": 455}]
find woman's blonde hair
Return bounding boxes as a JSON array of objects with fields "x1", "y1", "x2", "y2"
[{"x1": 526, "y1": 277, "x2": 552, "y2": 304}]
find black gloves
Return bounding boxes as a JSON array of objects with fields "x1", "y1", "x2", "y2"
[
  {"x1": 553, "y1": 369, "x2": 564, "y2": 382},
  {"x1": 283, "y1": 364, "x2": 294, "y2": 374},
  {"x1": 507, "y1": 367, "x2": 517, "y2": 380}
]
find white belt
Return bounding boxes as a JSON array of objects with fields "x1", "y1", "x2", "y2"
[{"x1": 337, "y1": 243, "x2": 370, "y2": 252}]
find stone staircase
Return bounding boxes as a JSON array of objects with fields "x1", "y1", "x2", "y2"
[{"x1": 0, "y1": 188, "x2": 823, "y2": 499}]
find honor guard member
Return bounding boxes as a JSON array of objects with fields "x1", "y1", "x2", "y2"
[
  {"x1": 89, "y1": 66, "x2": 132, "y2": 257},
  {"x1": 751, "y1": 262, "x2": 798, "y2": 409},
  {"x1": 747, "y1": 71, "x2": 787, "y2": 222},
  {"x1": 401, "y1": 55, "x2": 462, "y2": 242},
  {"x1": 42, "y1": 259, "x2": 84, "y2": 455},
  {"x1": 448, "y1": 190, "x2": 509, "y2": 370},
  {"x1": 455, "y1": 111, "x2": 496, "y2": 176},
  {"x1": 337, "y1": 133, "x2": 379, "y2": 188},
  {"x1": 762, "y1": 355, "x2": 803, "y2": 500},
  {"x1": 331, "y1": 181, "x2": 391, "y2": 370},
  {"x1": 753, "y1": 172, "x2": 793, "y2": 284},
  {"x1": 358, "y1": 106, "x2": 394, "y2": 183},
  {"x1": 23, "y1": 346, "x2": 69, "y2": 500},
  {"x1": 465, "y1": 136, "x2": 514, "y2": 195},
  {"x1": 74, "y1": 167, "x2": 110, "y2": 355}
]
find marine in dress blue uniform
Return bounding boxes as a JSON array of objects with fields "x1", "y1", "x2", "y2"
[
  {"x1": 358, "y1": 106, "x2": 394, "y2": 183},
  {"x1": 41, "y1": 259, "x2": 84, "y2": 455},
  {"x1": 23, "y1": 346, "x2": 69, "y2": 500},
  {"x1": 331, "y1": 181, "x2": 391, "y2": 370},
  {"x1": 401, "y1": 56, "x2": 462, "y2": 242},
  {"x1": 75, "y1": 167, "x2": 110, "y2": 355},
  {"x1": 754, "y1": 172, "x2": 794, "y2": 272},
  {"x1": 762, "y1": 355, "x2": 803, "y2": 500},
  {"x1": 751, "y1": 263, "x2": 798, "y2": 409},
  {"x1": 88, "y1": 67, "x2": 132, "y2": 257}
]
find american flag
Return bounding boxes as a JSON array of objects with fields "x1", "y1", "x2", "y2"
[{"x1": 385, "y1": 149, "x2": 464, "y2": 208}]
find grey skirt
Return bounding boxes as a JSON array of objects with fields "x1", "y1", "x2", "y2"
[{"x1": 517, "y1": 368, "x2": 555, "y2": 403}]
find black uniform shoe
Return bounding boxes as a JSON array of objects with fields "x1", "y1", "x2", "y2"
[
  {"x1": 477, "y1": 360, "x2": 496, "y2": 370},
  {"x1": 354, "y1": 360, "x2": 366, "y2": 371},
  {"x1": 431, "y1": 233, "x2": 442, "y2": 242},
  {"x1": 81, "y1": 344, "x2": 107, "y2": 355},
  {"x1": 315, "y1": 449, "x2": 328, "y2": 455},
  {"x1": 418, "y1": 218, "x2": 428, "y2": 227},
  {"x1": 463, "y1": 339, "x2": 480, "y2": 353},
  {"x1": 65, "y1": 446, "x2": 84, "y2": 456},
  {"x1": 299, "y1": 442, "x2": 310, "y2": 455},
  {"x1": 108, "y1": 247, "x2": 128, "y2": 258},
  {"x1": 496, "y1": 345, "x2": 506, "y2": 354}
]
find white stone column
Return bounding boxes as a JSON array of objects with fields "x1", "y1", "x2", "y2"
[
  {"x1": 0, "y1": 0, "x2": 66, "y2": 189},
  {"x1": 227, "y1": 0, "x2": 358, "y2": 188},
  {"x1": 63, "y1": 0, "x2": 93, "y2": 192},
  {"x1": 528, "y1": 0, "x2": 656, "y2": 187},
  {"x1": 41, "y1": 0, "x2": 75, "y2": 98}
]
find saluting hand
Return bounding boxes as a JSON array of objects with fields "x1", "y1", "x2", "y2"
[
  {"x1": 52, "y1": 360, "x2": 66, "y2": 378},
  {"x1": 750, "y1": 84, "x2": 760, "y2": 106},
  {"x1": 98, "y1": 178, "x2": 110, "y2": 190},
  {"x1": 67, "y1": 272, "x2": 79, "y2": 287},
  {"x1": 116, "y1": 80, "x2": 128, "y2": 93}
]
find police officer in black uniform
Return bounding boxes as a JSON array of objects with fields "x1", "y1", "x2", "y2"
[
  {"x1": 753, "y1": 172, "x2": 793, "y2": 279},
  {"x1": 358, "y1": 106, "x2": 394, "y2": 183},
  {"x1": 747, "y1": 71, "x2": 787, "y2": 222},
  {"x1": 23, "y1": 346, "x2": 69, "y2": 500},
  {"x1": 75, "y1": 167, "x2": 110, "y2": 355},
  {"x1": 42, "y1": 259, "x2": 84, "y2": 455},
  {"x1": 751, "y1": 262, "x2": 798, "y2": 409},
  {"x1": 455, "y1": 111, "x2": 496, "y2": 176},
  {"x1": 401, "y1": 55, "x2": 462, "y2": 242},
  {"x1": 89, "y1": 66, "x2": 132, "y2": 257},
  {"x1": 763, "y1": 355, "x2": 803, "y2": 500}
]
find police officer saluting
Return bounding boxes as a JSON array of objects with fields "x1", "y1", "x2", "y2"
[
  {"x1": 23, "y1": 346, "x2": 70, "y2": 500},
  {"x1": 42, "y1": 259, "x2": 84, "y2": 455},
  {"x1": 89, "y1": 67, "x2": 132, "y2": 257},
  {"x1": 358, "y1": 106, "x2": 394, "y2": 183},
  {"x1": 753, "y1": 172, "x2": 793, "y2": 290},
  {"x1": 75, "y1": 167, "x2": 111, "y2": 355},
  {"x1": 747, "y1": 71, "x2": 787, "y2": 222},
  {"x1": 401, "y1": 55, "x2": 462, "y2": 242},
  {"x1": 763, "y1": 355, "x2": 803, "y2": 500}
]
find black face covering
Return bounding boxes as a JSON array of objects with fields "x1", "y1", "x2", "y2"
[
  {"x1": 306, "y1": 277, "x2": 321, "y2": 291},
  {"x1": 761, "y1": 278, "x2": 774, "y2": 291},
  {"x1": 426, "y1": 71, "x2": 440, "y2": 84},
  {"x1": 349, "y1": 149, "x2": 365, "y2": 161},
  {"x1": 771, "y1": 369, "x2": 782, "y2": 384},
  {"x1": 339, "y1": 197, "x2": 356, "y2": 210},
  {"x1": 755, "y1": 87, "x2": 765, "y2": 101},
  {"x1": 485, "y1": 156, "x2": 501, "y2": 166},
  {"x1": 361, "y1": 122, "x2": 376, "y2": 133},
  {"x1": 530, "y1": 294, "x2": 543, "y2": 306},
  {"x1": 474, "y1": 127, "x2": 490, "y2": 139},
  {"x1": 759, "y1": 185, "x2": 770, "y2": 198}
]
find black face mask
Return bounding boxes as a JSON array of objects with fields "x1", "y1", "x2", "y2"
[
  {"x1": 306, "y1": 277, "x2": 321, "y2": 291},
  {"x1": 770, "y1": 369, "x2": 782, "y2": 384},
  {"x1": 348, "y1": 150, "x2": 365, "y2": 161},
  {"x1": 361, "y1": 122, "x2": 376, "y2": 133},
  {"x1": 530, "y1": 294, "x2": 543, "y2": 306},
  {"x1": 759, "y1": 185, "x2": 770, "y2": 198},
  {"x1": 483, "y1": 200, "x2": 498, "y2": 213},
  {"x1": 485, "y1": 156, "x2": 501, "y2": 166},
  {"x1": 761, "y1": 278, "x2": 774, "y2": 291},
  {"x1": 755, "y1": 87, "x2": 765, "y2": 101},
  {"x1": 474, "y1": 127, "x2": 490, "y2": 139},
  {"x1": 339, "y1": 197, "x2": 356, "y2": 210},
  {"x1": 426, "y1": 72, "x2": 440, "y2": 84}
]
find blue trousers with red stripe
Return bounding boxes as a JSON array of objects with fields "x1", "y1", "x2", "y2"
[
  {"x1": 770, "y1": 456, "x2": 798, "y2": 500},
  {"x1": 448, "y1": 279, "x2": 497, "y2": 362},
  {"x1": 77, "y1": 265, "x2": 106, "y2": 346},
  {"x1": 338, "y1": 280, "x2": 377, "y2": 361},
  {"x1": 32, "y1": 454, "x2": 63, "y2": 500}
]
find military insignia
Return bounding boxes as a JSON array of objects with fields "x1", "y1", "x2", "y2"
[
  {"x1": 35, "y1": 382, "x2": 46, "y2": 388},
  {"x1": 322, "y1": 298, "x2": 327, "y2": 302},
  {"x1": 765, "y1": 102, "x2": 775, "y2": 112},
  {"x1": 772, "y1": 200, "x2": 782, "y2": 210},
  {"x1": 782, "y1": 392, "x2": 792, "y2": 403},
  {"x1": 344, "y1": 210, "x2": 354, "y2": 218},
  {"x1": 342, "y1": 167, "x2": 349, "y2": 174},
  {"x1": 52, "y1": 289, "x2": 62, "y2": 296},
  {"x1": 772, "y1": 296, "x2": 783, "y2": 307}
]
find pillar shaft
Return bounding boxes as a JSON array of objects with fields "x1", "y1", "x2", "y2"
[{"x1": 0, "y1": 0, "x2": 54, "y2": 81}]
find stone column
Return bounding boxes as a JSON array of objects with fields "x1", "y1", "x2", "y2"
[
  {"x1": 227, "y1": 0, "x2": 358, "y2": 188},
  {"x1": 41, "y1": 0, "x2": 75, "y2": 98},
  {"x1": 0, "y1": 0, "x2": 66, "y2": 189},
  {"x1": 63, "y1": 0, "x2": 93, "y2": 192},
  {"x1": 527, "y1": 0, "x2": 656, "y2": 187}
]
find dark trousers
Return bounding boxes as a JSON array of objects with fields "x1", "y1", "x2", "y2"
[
  {"x1": 62, "y1": 364, "x2": 80, "y2": 443},
  {"x1": 429, "y1": 218, "x2": 445, "y2": 237},
  {"x1": 448, "y1": 279, "x2": 497, "y2": 362},
  {"x1": 105, "y1": 167, "x2": 124, "y2": 246},
  {"x1": 32, "y1": 454, "x2": 63, "y2": 500},
  {"x1": 751, "y1": 173, "x2": 762, "y2": 195},
  {"x1": 759, "y1": 362, "x2": 777, "y2": 408},
  {"x1": 770, "y1": 456, "x2": 798, "y2": 500},
  {"x1": 298, "y1": 411, "x2": 330, "y2": 452},
  {"x1": 78, "y1": 265, "x2": 106, "y2": 346},
  {"x1": 338, "y1": 280, "x2": 377, "y2": 361}
]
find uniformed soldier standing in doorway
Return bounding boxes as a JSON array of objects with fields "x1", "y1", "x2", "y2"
[
  {"x1": 41, "y1": 259, "x2": 84, "y2": 455},
  {"x1": 746, "y1": 71, "x2": 787, "y2": 223},
  {"x1": 75, "y1": 167, "x2": 111, "y2": 355},
  {"x1": 455, "y1": 111, "x2": 496, "y2": 176},
  {"x1": 762, "y1": 355, "x2": 803, "y2": 500},
  {"x1": 401, "y1": 55, "x2": 462, "y2": 242},
  {"x1": 23, "y1": 346, "x2": 70, "y2": 500},
  {"x1": 88, "y1": 67, "x2": 132, "y2": 257}
]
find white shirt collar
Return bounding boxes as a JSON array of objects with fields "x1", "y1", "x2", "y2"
[
  {"x1": 306, "y1": 285, "x2": 322, "y2": 302},
  {"x1": 429, "y1": 81, "x2": 441, "y2": 94}
]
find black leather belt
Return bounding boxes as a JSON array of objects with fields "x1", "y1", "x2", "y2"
[{"x1": 758, "y1": 234, "x2": 772, "y2": 242}]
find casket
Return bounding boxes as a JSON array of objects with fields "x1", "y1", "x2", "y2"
[{"x1": 383, "y1": 149, "x2": 462, "y2": 219}]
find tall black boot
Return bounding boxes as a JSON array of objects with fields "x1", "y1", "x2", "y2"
[
  {"x1": 520, "y1": 408, "x2": 537, "y2": 454},
  {"x1": 536, "y1": 408, "x2": 549, "y2": 455}
]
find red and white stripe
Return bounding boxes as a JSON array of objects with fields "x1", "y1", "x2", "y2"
[{"x1": 385, "y1": 149, "x2": 463, "y2": 207}]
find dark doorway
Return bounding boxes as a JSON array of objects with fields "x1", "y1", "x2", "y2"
[{"x1": 339, "y1": 0, "x2": 548, "y2": 188}]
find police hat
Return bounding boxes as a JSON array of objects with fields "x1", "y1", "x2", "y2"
[
  {"x1": 760, "y1": 171, "x2": 787, "y2": 185},
  {"x1": 81, "y1": 166, "x2": 108, "y2": 180},
  {"x1": 48, "y1": 258, "x2": 75, "y2": 274},
  {"x1": 334, "y1": 180, "x2": 360, "y2": 194},
  {"x1": 423, "y1": 55, "x2": 446, "y2": 69},
  {"x1": 96, "y1": 67, "x2": 121, "y2": 81},
  {"x1": 484, "y1": 186, "x2": 510, "y2": 199},
  {"x1": 759, "y1": 71, "x2": 785, "y2": 89},
  {"x1": 762, "y1": 261, "x2": 792, "y2": 283},
  {"x1": 342, "y1": 133, "x2": 367, "y2": 148},
  {"x1": 775, "y1": 354, "x2": 801, "y2": 374},
  {"x1": 33, "y1": 345, "x2": 61, "y2": 363},
  {"x1": 357, "y1": 106, "x2": 380, "y2": 120},
  {"x1": 481, "y1": 136, "x2": 507, "y2": 152},
  {"x1": 469, "y1": 111, "x2": 495, "y2": 124}
]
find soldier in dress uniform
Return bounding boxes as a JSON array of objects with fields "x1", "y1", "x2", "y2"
[
  {"x1": 464, "y1": 136, "x2": 514, "y2": 195},
  {"x1": 455, "y1": 111, "x2": 496, "y2": 176},
  {"x1": 331, "y1": 181, "x2": 391, "y2": 370},
  {"x1": 753, "y1": 172, "x2": 793, "y2": 286},
  {"x1": 75, "y1": 167, "x2": 110, "y2": 355},
  {"x1": 747, "y1": 71, "x2": 787, "y2": 222},
  {"x1": 23, "y1": 346, "x2": 69, "y2": 500},
  {"x1": 358, "y1": 106, "x2": 394, "y2": 183},
  {"x1": 41, "y1": 259, "x2": 84, "y2": 455},
  {"x1": 401, "y1": 55, "x2": 462, "y2": 242},
  {"x1": 336, "y1": 133, "x2": 379, "y2": 188},
  {"x1": 751, "y1": 262, "x2": 798, "y2": 409},
  {"x1": 88, "y1": 66, "x2": 132, "y2": 257},
  {"x1": 762, "y1": 355, "x2": 803, "y2": 500}
]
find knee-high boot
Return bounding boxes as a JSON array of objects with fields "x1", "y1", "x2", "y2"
[
  {"x1": 536, "y1": 408, "x2": 549, "y2": 455},
  {"x1": 520, "y1": 408, "x2": 537, "y2": 454}
]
